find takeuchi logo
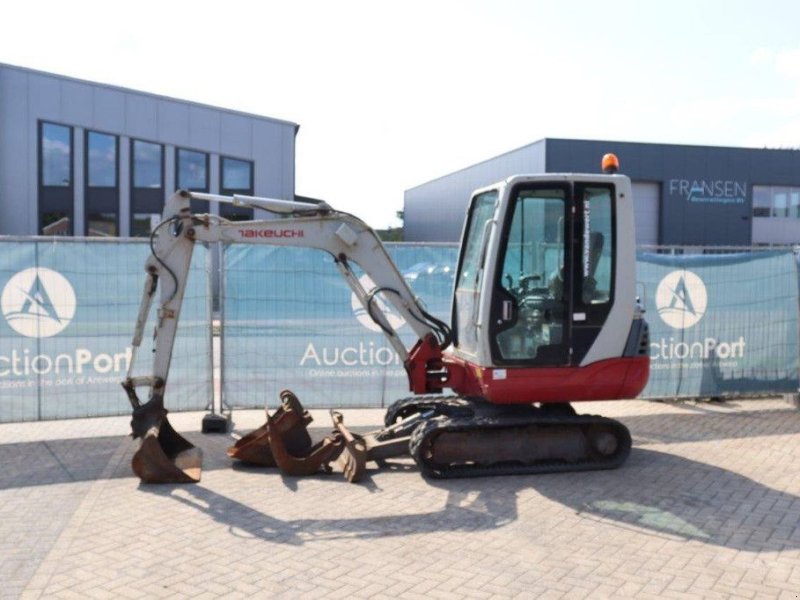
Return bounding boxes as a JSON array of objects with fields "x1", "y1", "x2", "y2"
[
  {"x1": 655, "y1": 270, "x2": 708, "y2": 330},
  {"x1": 1, "y1": 268, "x2": 77, "y2": 338}
]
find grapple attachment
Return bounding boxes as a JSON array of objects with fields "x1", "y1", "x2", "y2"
[
  {"x1": 227, "y1": 390, "x2": 313, "y2": 466},
  {"x1": 228, "y1": 390, "x2": 371, "y2": 482},
  {"x1": 129, "y1": 394, "x2": 202, "y2": 484}
]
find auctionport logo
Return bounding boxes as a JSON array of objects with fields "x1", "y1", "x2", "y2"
[
  {"x1": 351, "y1": 274, "x2": 405, "y2": 333},
  {"x1": 1, "y1": 268, "x2": 77, "y2": 338},
  {"x1": 655, "y1": 270, "x2": 707, "y2": 330}
]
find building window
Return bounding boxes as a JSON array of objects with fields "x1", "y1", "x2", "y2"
[
  {"x1": 87, "y1": 212, "x2": 117, "y2": 237},
  {"x1": 753, "y1": 185, "x2": 800, "y2": 218},
  {"x1": 220, "y1": 156, "x2": 254, "y2": 221},
  {"x1": 131, "y1": 212, "x2": 162, "y2": 237},
  {"x1": 86, "y1": 131, "x2": 118, "y2": 187},
  {"x1": 132, "y1": 140, "x2": 163, "y2": 189},
  {"x1": 39, "y1": 121, "x2": 74, "y2": 235},
  {"x1": 41, "y1": 122, "x2": 72, "y2": 187},
  {"x1": 41, "y1": 212, "x2": 71, "y2": 235},
  {"x1": 177, "y1": 148, "x2": 208, "y2": 190},
  {"x1": 222, "y1": 157, "x2": 253, "y2": 191}
]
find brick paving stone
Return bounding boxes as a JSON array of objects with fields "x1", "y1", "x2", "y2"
[{"x1": 2, "y1": 399, "x2": 800, "y2": 598}]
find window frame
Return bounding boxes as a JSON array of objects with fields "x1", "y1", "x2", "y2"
[
  {"x1": 176, "y1": 147, "x2": 210, "y2": 192},
  {"x1": 129, "y1": 138, "x2": 166, "y2": 237},
  {"x1": 752, "y1": 185, "x2": 800, "y2": 219},
  {"x1": 220, "y1": 156, "x2": 254, "y2": 192},
  {"x1": 39, "y1": 120, "x2": 73, "y2": 189},
  {"x1": 38, "y1": 120, "x2": 75, "y2": 235},
  {"x1": 220, "y1": 155, "x2": 255, "y2": 220},
  {"x1": 83, "y1": 129, "x2": 120, "y2": 236},
  {"x1": 131, "y1": 138, "x2": 164, "y2": 190},
  {"x1": 85, "y1": 130, "x2": 119, "y2": 189}
]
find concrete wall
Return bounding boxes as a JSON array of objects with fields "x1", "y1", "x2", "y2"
[{"x1": 0, "y1": 63, "x2": 298, "y2": 235}]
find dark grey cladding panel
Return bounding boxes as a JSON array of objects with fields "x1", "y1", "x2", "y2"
[{"x1": 545, "y1": 139, "x2": 800, "y2": 246}]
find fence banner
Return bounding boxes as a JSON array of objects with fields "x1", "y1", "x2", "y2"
[
  {"x1": 0, "y1": 240, "x2": 212, "y2": 422},
  {"x1": 638, "y1": 250, "x2": 800, "y2": 398},
  {"x1": 222, "y1": 244, "x2": 458, "y2": 408},
  {"x1": 224, "y1": 244, "x2": 800, "y2": 409}
]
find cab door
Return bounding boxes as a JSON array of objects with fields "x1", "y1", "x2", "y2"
[
  {"x1": 488, "y1": 180, "x2": 618, "y2": 368},
  {"x1": 489, "y1": 183, "x2": 572, "y2": 366}
]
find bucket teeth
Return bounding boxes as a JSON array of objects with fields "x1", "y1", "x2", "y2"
[{"x1": 130, "y1": 394, "x2": 201, "y2": 484}]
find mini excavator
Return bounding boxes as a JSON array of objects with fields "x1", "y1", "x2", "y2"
[{"x1": 122, "y1": 154, "x2": 649, "y2": 484}]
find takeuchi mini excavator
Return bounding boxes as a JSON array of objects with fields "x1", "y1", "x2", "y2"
[{"x1": 122, "y1": 155, "x2": 650, "y2": 484}]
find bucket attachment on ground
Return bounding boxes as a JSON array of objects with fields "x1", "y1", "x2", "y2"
[
  {"x1": 330, "y1": 411, "x2": 367, "y2": 483},
  {"x1": 265, "y1": 390, "x2": 344, "y2": 477},
  {"x1": 129, "y1": 393, "x2": 202, "y2": 484},
  {"x1": 228, "y1": 390, "x2": 373, "y2": 482},
  {"x1": 227, "y1": 390, "x2": 314, "y2": 466}
]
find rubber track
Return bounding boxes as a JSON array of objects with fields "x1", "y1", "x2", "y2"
[{"x1": 409, "y1": 413, "x2": 632, "y2": 479}]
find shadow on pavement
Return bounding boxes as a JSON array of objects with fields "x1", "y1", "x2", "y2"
[
  {"x1": 0, "y1": 435, "x2": 126, "y2": 489},
  {"x1": 140, "y1": 446, "x2": 800, "y2": 553},
  {"x1": 140, "y1": 476, "x2": 518, "y2": 546}
]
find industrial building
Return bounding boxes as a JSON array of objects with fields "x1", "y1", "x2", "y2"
[
  {"x1": 404, "y1": 138, "x2": 800, "y2": 246},
  {"x1": 0, "y1": 63, "x2": 298, "y2": 237}
]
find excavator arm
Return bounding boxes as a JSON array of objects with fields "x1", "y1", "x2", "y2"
[{"x1": 122, "y1": 189, "x2": 452, "y2": 483}]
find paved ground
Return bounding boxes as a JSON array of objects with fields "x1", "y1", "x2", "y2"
[{"x1": 2, "y1": 398, "x2": 800, "y2": 599}]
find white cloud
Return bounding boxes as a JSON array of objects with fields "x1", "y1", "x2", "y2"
[{"x1": 751, "y1": 47, "x2": 800, "y2": 80}]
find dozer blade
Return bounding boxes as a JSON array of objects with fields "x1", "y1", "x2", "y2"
[
  {"x1": 227, "y1": 390, "x2": 314, "y2": 466},
  {"x1": 330, "y1": 411, "x2": 367, "y2": 483},
  {"x1": 130, "y1": 394, "x2": 202, "y2": 484}
]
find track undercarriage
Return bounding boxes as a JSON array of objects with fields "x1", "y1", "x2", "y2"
[{"x1": 226, "y1": 391, "x2": 632, "y2": 483}]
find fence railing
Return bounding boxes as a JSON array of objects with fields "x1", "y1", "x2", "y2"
[
  {"x1": 0, "y1": 238, "x2": 212, "y2": 422},
  {"x1": 0, "y1": 239, "x2": 797, "y2": 422}
]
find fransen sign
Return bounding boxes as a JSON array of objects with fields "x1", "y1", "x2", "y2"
[
  {"x1": 651, "y1": 269, "x2": 745, "y2": 363},
  {"x1": 0, "y1": 267, "x2": 132, "y2": 379},
  {"x1": 668, "y1": 179, "x2": 747, "y2": 205}
]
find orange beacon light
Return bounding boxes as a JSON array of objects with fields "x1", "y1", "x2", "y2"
[{"x1": 602, "y1": 153, "x2": 620, "y2": 174}]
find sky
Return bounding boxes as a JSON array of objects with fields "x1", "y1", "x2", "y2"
[{"x1": 2, "y1": 0, "x2": 800, "y2": 228}]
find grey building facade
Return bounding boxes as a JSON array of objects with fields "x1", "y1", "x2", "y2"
[
  {"x1": 0, "y1": 63, "x2": 298, "y2": 237},
  {"x1": 404, "y1": 138, "x2": 800, "y2": 247}
]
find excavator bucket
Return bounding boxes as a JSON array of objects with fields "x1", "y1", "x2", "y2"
[
  {"x1": 227, "y1": 390, "x2": 370, "y2": 481},
  {"x1": 263, "y1": 391, "x2": 344, "y2": 476},
  {"x1": 130, "y1": 394, "x2": 202, "y2": 484},
  {"x1": 227, "y1": 390, "x2": 314, "y2": 466},
  {"x1": 330, "y1": 411, "x2": 367, "y2": 483}
]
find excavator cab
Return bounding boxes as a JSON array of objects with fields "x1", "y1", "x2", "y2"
[{"x1": 448, "y1": 175, "x2": 646, "y2": 404}]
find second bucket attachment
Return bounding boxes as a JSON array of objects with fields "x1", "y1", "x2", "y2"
[
  {"x1": 228, "y1": 390, "x2": 369, "y2": 482},
  {"x1": 227, "y1": 390, "x2": 314, "y2": 466}
]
